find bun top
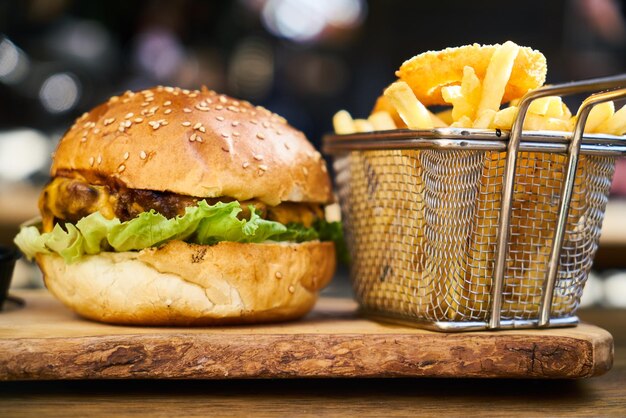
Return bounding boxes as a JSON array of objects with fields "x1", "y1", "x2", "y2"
[{"x1": 51, "y1": 86, "x2": 332, "y2": 205}]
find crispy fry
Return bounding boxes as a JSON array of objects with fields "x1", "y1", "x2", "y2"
[
  {"x1": 372, "y1": 94, "x2": 406, "y2": 128},
  {"x1": 354, "y1": 119, "x2": 374, "y2": 133},
  {"x1": 476, "y1": 41, "x2": 520, "y2": 115},
  {"x1": 333, "y1": 110, "x2": 356, "y2": 134},
  {"x1": 384, "y1": 81, "x2": 434, "y2": 129},
  {"x1": 585, "y1": 101, "x2": 615, "y2": 133},
  {"x1": 492, "y1": 106, "x2": 519, "y2": 129},
  {"x1": 450, "y1": 115, "x2": 473, "y2": 128},
  {"x1": 435, "y1": 108, "x2": 453, "y2": 125},
  {"x1": 397, "y1": 42, "x2": 546, "y2": 106},
  {"x1": 473, "y1": 109, "x2": 497, "y2": 129},
  {"x1": 368, "y1": 111, "x2": 397, "y2": 131},
  {"x1": 528, "y1": 96, "x2": 564, "y2": 118},
  {"x1": 597, "y1": 104, "x2": 626, "y2": 135}
]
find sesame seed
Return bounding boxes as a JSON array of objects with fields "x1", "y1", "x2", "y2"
[
  {"x1": 259, "y1": 164, "x2": 268, "y2": 171},
  {"x1": 118, "y1": 164, "x2": 126, "y2": 173},
  {"x1": 182, "y1": 121, "x2": 191, "y2": 127},
  {"x1": 80, "y1": 137, "x2": 87, "y2": 143},
  {"x1": 123, "y1": 152, "x2": 130, "y2": 160},
  {"x1": 219, "y1": 96, "x2": 228, "y2": 104},
  {"x1": 253, "y1": 154, "x2": 264, "y2": 161},
  {"x1": 103, "y1": 118, "x2": 115, "y2": 126},
  {"x1": 275, "y1": 130, "x2": 282, "y2": 135},
  {"x1": 164, "y1": 109, "x2": 172, "y2": 115},
  {"x1": 284, "y1": 142, "x2": 290, "y2": 150},
  {"x1": 164, "y1": 86, "x2": 174, "y2": 93},
  {"x1": 195, "y1": 104, "x2": 210, "y2": 111},
  {"x1": 250, "y1": 119, "x2": 258, "y2": 125},
  {"x1": 221, "y1": 132, "x2": 229, "y2": 138},
  {"x1": 231, "y1": 121, "x2": 240, "y2": 127},
  {"x1": 256, "y1": 132, "x2": 265, "y2": 140},
  {"x1": 145, "y1": 96, "x2": 154, "y2": 102},
  {"x1": 321, "y1": 164, "x2": 327, "y2": 173},
  {"x1": 199, "y1": 126, "x2": 206, "y2": 133},
  {"x1": 302, "y1": 167, "x2": 309, "y2": 176},
  {"x1": 288, "y1": 285, "x2": 295, "y2": 293},
  {"x1": 160, "y1": 120, "x2": 168, "y2": 126},
  {"x1": 189, "y1": 93, "x2": 198, "y2": 98},
  {"x1": 233, "y1": 132, "x2": 240, "y2": 137},
  {"x1": 227, "y1": 106, "x2": 239, "y2": 112},
  {"x1": 232, "y1": 100, "x2": 240, "y2": 106},
  {"x1": 216, "y1": 116, "x2": 225, "y2": 121},
  {"x1": 262, "y1": 121, "x2": 270, "y2": 128},
  {"x1": 97, "y1": 155, "x2": 102, "y2": 164},
  {"x1": 221, "y1": 146, "x2": 230, "y2": 152},
  {"x1": 143, "y1": 90, "x2": 154, "y2": 96},
  {"x1": 182, "y1": 89, "x2": 190, "y2": 94},
  {"x1": 149, "y1": 106, "x2": 159, "y2": 113},
  {"x1": 190, "y1": 133, "x2": 197, "y2": 142},
  {"x1": 193, "y1": 122, "x2": 202, "y2": 129},
  {"x1": 125, "y1": 112, "x2": 134, "y2": 119},
  {"x1": 118, "y1": 125, "x2": 125, "y2": 133},
  {"x1": 140, "y1": 150, "x2": 147, "y2": 160},
  {"x1": 141, "y1": 102, "x2": 149, "y2": 107},
  {"x1": 134, "y1": 118, "x2": 143, "y2": 123},
  {"x1": 206, "y1": 98, "x2": 213, "y2": 104},
  {"x1": 93, "y1": 128, "x2": 101, "y2": 134},
  {"x1": 183, "y1": 107, "x2": 192, "y2": 113},
  {"x1": 196, "y1": 136, "x2": 203, "y2": 142},
  {"x1": 215, "y1": 105, "x2": 224, "y2": 110},
  {"x1": 275, "y1": 271, "x2": 283, "y2": 279},
  {"x1": 199, "y1": 101, "x2": 208, "y2": 107},
  {"x1": 164, "y1": 100, "x2": 172, "y2": 106},
  {"x1": 124, "y1": 120, "x2": 132, "y2": 127},
  {"x1": 149, "y1": 121, "x2": 160, "y2": 130},
  {"x1": 242, "y1": 162, "x2": 250, "y2": 168},
  {"x1": 88, "y1": 157, "x2": 95, "y2": 166}
]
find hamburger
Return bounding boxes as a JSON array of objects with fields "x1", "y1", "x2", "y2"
[{"x1": 14, "y1": 86, "x2": 340, "y2": 325}]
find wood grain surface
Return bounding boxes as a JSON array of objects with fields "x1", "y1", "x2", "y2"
[{"x1": 0, "y1": 290, "x2": 613, "y2": 380}]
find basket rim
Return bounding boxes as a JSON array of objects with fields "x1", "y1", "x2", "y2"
[{"x1": 323, "y1": 128, "x2": 626, "y2": 156}]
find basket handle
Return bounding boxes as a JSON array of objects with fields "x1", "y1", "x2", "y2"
[
  {"x1": 538, "y1": 87, "x2": 626, "y2": 327},
  {"x1": 489, "y1": 74, "x2": 626, "y2": 329}
]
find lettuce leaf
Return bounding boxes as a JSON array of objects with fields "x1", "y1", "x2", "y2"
[{"x1": 14, "y1": 200, "x2": 347, "y2": 264}]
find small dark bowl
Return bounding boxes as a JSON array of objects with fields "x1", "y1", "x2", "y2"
[{"x1": 0, "y1": 247, "x2": 20, "y2": 311}]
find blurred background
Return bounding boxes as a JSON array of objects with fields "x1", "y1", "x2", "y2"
[{"x1": 0, "y1": 0, "x2": 625, "y2": 307}]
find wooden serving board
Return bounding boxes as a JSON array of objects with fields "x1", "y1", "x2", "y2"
[{"x1": 0, "y1": 290, "x2": 613, "y2": 380}]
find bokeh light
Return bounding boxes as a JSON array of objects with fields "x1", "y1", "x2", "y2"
[
  {"x1": 38, "y1": 72, "x2": 81, "y2": 114},
  {"x1": 0, "y1": 37, "x2": 30, "y2": 85},
  {"x1": 0, "y1": 129, "x2": 50, "y2": 181}
]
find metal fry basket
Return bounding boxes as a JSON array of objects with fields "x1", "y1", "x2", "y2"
[{"x1": 323, "y1": 75, "x2": 626, "y2": 331}]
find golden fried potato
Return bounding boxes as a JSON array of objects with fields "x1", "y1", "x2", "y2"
[{"x1": 397, "y1": 42, "x2": 547, "y2": 107}]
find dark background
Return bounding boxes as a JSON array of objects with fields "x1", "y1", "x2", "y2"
[{"x1": 0, "y1": 0, "x2": 624, "y2": 149}]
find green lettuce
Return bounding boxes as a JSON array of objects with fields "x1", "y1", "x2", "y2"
[{"x1": 14, "y1": 200, "x2": 347, "y2": 264}]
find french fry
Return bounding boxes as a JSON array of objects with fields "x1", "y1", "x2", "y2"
[
  {"x1": 596, "y1": 104, "x2": 626, "y2": 135},
  {"x1": 528, "y1": 96, "x2": 564, "y2": 118},
  {"x1": 473, "y1": 109, "x2": 497, "y2": 128},
  {"x1": 333, "y1": 110, "x2": 356, "y2": 134},
  {"x1": 476, "y1": 41, "x2": 520, "y2": 115},
  {"x1": 441, "y1": 66, "x2": 482, "y2": 123},
  {"x1": 450, "y1": 115, "x2": 473, "y2": 128},
  {"x1": 584, "y1": 101, "x2": 615, "y2": 133},
  {"x1": 492, "y1": 106, "x2": 519, "y2": 129},
  {"x1": 384, "y1": 81, "x2": 434, "y2": 129},
  {"x1": 429, "y1": 111, "x2": 448, "y2": 128},
  {"x1": 354, "y1": 119, "x2": 374, "y2": 133},
  {"x1": 524, "y1": 114, "x2": 573, "y2": 131},
  {"x1": 368, "y1": 111, "x2": 397, "y2": 131},
  {"x1": 435, "y1": 108, "x2": 453, "y2": 125}
]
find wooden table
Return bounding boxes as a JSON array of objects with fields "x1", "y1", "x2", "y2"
[{"x1": 0, "y1": 303, "x2": 625, "y2": 416}]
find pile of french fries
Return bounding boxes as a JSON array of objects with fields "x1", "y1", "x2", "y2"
[
  {"x1": 333, "y1": 41, "x2": 624, "y2": 321},
  {"x1": 334, "y1": 41, "x2": 626, "y2": 135}
]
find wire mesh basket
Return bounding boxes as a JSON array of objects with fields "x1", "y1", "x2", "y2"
[{"x1": 324, "y1": 75, "x2": 626, "y2": 331}]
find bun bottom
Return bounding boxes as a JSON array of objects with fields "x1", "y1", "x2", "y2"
[{"x1": 37, "y1": 240, "x2": 335, "y2": 325}]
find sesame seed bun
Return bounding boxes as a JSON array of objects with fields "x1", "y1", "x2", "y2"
[
  {"x1": 52, "y1": 86, "x2": 332, "y2": 206},
  {"x1": 37, "y1": 240, "x2": 336, "y2": 325}
]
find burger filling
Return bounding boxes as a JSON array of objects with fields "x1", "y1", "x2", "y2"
[{"x1": 15, "y1": 174, "x2": 344, "y2": 264}]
